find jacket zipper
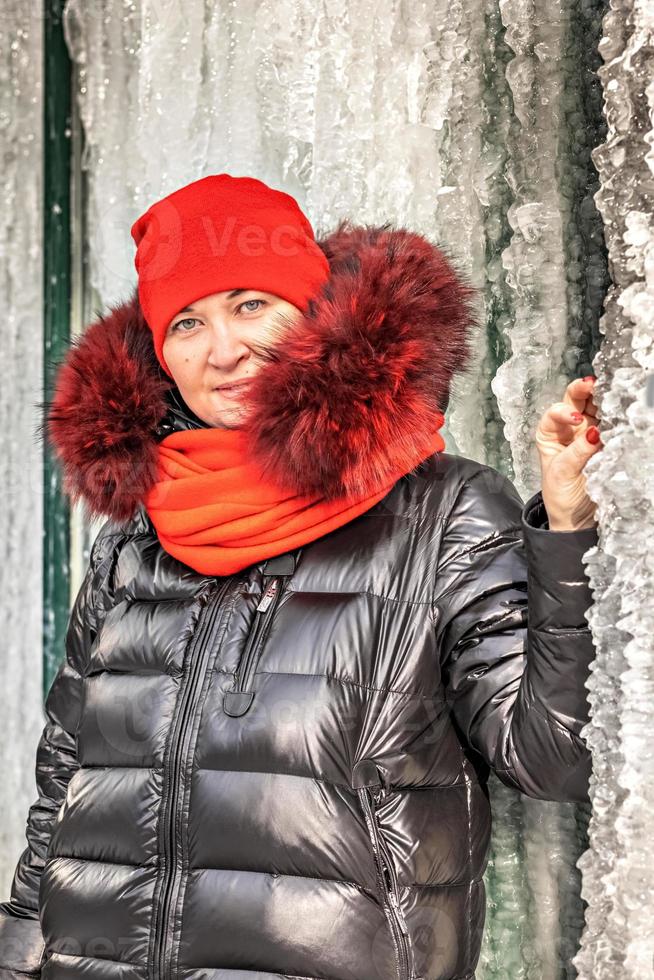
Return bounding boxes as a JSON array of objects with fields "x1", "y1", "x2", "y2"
[
  {"x1": 352, "y1": 760, "x2": 413, "y2": 980},
  {"x1": 150, "y1": 576, "x2": 236, "y2": 979},
  {"x1": 223, "y1": 552, "x2": 295, "y2": 717},
  {"x1": 236, "y1": 575, "x2": 283, "y2": 691}
]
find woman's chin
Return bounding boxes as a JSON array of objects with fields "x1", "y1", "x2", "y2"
[{"x1": 207, "y1": 404, "x2": 247, "y2": 429}]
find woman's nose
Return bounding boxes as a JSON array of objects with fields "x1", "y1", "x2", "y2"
[{"x1": 206, "y1": 322, "x2": 250, "y2": 368}]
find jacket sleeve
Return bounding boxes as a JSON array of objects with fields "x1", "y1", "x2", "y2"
[
  {"x1": 435, "y1": 467, "x2": 599, "y2": 803},
  {"x1": 0, "y1": 524, "x2": 123, "y2": 977}
]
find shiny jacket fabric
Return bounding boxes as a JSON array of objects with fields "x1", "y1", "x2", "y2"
[{"x1": 0, "y1": 224, "x2": 599, "y2": 980}]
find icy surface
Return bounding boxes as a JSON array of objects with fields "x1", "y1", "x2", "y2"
[
  {"x1": 0, "y1": 2, "x2": 45, "y2": 897},
  {"x1": 55, "y1": 0, "x2": 650, "y2": 976},
  {"x1": 572, "y1": 3, "x2": 654, "y2": 977}
]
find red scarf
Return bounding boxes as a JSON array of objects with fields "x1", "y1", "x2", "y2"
[{"x1": 144, "y1": 420, "x2": 446, "y2": 575}]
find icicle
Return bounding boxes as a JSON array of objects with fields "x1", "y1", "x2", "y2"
[
  {"x1": 572, "y1": 3, "x2": 654, "y2": 977},
  {"x1": 0, "y1": 0, "x2": 46, "y2": 896}
]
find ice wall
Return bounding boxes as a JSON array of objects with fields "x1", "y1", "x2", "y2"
[
  {"x1": 0, "y1": 2, "x2": 45, "y2": 897},
  {"x1": 571, "y1": 3, "x2": 654, "y2": 976},
  {"x1": 58, "y1": 0, "x2": 645, "y2": 977}
]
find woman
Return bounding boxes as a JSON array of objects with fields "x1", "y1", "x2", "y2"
[{"x1": 0, "y1": 174, "x2": 601, "y2": 980}]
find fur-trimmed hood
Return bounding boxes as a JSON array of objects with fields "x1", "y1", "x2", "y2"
[{"x1": 43, "y1": 220, "x2": 479, "y2": 525}]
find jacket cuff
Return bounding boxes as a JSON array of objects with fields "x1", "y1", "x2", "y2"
[{"x1": 521, "y1": 490, "x2": 598, "y2": 630}]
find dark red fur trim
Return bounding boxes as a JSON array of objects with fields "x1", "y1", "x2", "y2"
[
  {"x1": 243, "y1": 220, "x2": 479, "y2": 497},
  {"x1": 42, "y1": 293, "x2": 172, "y2": 522}
]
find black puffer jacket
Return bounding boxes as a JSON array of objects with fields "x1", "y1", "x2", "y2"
[{"x1": 1, "y1": 224, "x2": 598, "y2": 980}]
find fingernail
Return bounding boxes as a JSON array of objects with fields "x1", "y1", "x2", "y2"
[
  {"x1": 583, "y1": 375, "x2": 596, "y2": 383},
  {"x1": 571, "y1": 412, "x2": 583, "y2": 421},
  {"x1": 586, "y1": 426, "x2": 600, "y2": 444}
]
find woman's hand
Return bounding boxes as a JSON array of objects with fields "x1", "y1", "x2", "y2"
[{"x1": 535, "y1": 376, "x2": 603, "y2": 531}]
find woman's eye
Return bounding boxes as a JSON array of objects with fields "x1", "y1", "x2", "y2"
[
  {"x1": 170, "y1": 300, "x2": 265, "y2": 332},
  {"x1": 238, "y1": 299, "x2": 266, "y2": 313},
  {"x1": 172, "y1": 317, "x2": 199, "y2": 332}
]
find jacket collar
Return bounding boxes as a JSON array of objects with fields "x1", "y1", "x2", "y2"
[{"x1": 44, "y1": 220, "x2": 476, "y2": 524}]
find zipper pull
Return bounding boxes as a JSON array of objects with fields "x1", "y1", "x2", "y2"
[
  {"x1": 256, "y1": 578, "x2": 278, "y2": 613},
  {"x1": 372, "y1": 785, "x2": 385, "y2": 806}
]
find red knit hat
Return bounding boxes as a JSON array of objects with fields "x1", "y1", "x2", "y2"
[{"x1": 130, "y1": 174, "x2": 331, "y2": 376}]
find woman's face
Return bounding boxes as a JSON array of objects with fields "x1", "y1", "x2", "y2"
[{"x1": 162, "y1": 288, "x2": 302, "y2": 428}]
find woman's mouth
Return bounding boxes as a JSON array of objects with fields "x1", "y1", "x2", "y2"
[{"x1": 214, "y1": 382, "x2": 249, "y2": 399}]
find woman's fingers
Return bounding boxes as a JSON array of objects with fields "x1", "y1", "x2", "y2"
[
  {"x1": 563, "y1": 376, "x2": 598, "y2": 417},
  {"x1": 537, "y1": 401, "x2": 591, "y2": 447}
]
